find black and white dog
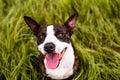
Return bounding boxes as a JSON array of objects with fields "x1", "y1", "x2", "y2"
[{"x1": 24, "y1": 14, "x2": 79, "y2": 80}]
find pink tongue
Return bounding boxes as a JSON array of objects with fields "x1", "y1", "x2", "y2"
[{"x1": 45, "y1": 54, "x2": 59, "y2": 69}]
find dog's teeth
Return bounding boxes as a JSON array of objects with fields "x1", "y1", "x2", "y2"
[{"x1": 58, "y1": 48, "x2": 66, "y2": 59}]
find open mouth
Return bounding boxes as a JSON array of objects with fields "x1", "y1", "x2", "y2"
[{"x1": 45, "y1": 47, "x2": 67, "y2": 69}]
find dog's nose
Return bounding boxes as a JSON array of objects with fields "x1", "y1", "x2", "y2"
[{"x1": 44, "y1": 42, "x2": 55, "y2": 53}]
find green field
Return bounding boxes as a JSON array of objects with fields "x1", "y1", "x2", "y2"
[{"x1": 0, "y1": 0, "x2": 120, "y2": 80}]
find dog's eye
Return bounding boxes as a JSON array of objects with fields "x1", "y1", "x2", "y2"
[
  {"x1": 37, "y1": 34, "x2": 46, "y2": 44},
  {"x1": 56, "y1": 33, "x2": 64, "y2": 38},
  {"x1": 40, "y1": 35, "x2": 44, "y2": 39},
  {"x1": 39, "y1": 33, "x2": 45, "y2": 40}
]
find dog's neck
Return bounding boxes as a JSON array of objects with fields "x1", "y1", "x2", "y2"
[{"x1": 44, "y1": 43, "x2": 75, "y2": 79}]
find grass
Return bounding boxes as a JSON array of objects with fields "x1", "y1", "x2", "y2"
[{"x1": 0, "y1": 0, "x2": 120, "y2": 80}]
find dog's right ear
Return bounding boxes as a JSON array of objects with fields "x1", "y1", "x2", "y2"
[
  {"x1": 64, "y1": 13, "x2": 78, "y2": 36},
  {"x1": 24, "y1": 16, "x2": 40, "y2": 35}
]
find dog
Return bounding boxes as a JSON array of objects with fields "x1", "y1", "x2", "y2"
[{"x1": 24, "y1": 13, "x2": 79, "y2": 80}]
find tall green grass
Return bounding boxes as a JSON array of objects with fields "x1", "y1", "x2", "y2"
[{"x1": 0, "y1": 0, "x2": 120, "y2": 80}]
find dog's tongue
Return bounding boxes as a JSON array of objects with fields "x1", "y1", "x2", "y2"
[{"x1": 45, "y1": 53, "x2": 59, "y2": 69}]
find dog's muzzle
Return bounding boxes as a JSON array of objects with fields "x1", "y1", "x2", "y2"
[{"x1": 43, "y1": 42, "x2": 67, "y2": 69}]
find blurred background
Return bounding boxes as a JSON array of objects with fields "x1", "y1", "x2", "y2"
[{"x1": 0, "y1": 0, "x2": 120, "y2": 80}]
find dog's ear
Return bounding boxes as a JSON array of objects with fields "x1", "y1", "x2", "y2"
[
  {"x1": 64, "y1": 13, "x2": 78, "y2": 35},
  {"x1": 24, "y1": 16, "x2": 40, "y2": 35}
]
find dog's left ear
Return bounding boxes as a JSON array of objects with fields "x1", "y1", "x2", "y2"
[
  {"x1": 24, "y1": 16, "x2": 40, "y2": 35},
  {"x1": 64, "y1": 13, "x2": 78, "y2": 35}
]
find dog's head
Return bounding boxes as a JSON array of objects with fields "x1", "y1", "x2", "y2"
[{"x1": 24, "y1": 14, "x2": 77, "y2": 69}]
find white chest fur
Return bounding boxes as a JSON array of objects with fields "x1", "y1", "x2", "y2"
[{"x1": 44, "y1": 45, "x2": 75, "y2": 79}]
